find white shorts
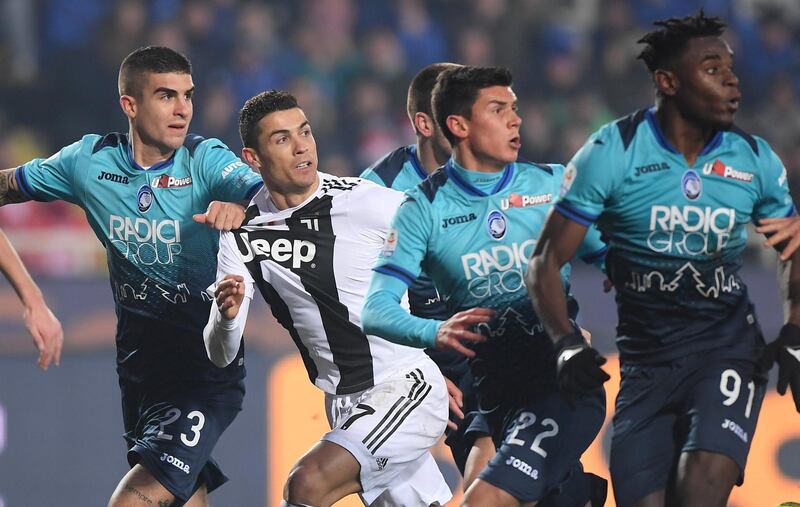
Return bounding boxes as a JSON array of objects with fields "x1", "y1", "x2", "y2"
[{"x1": 322, "y1": 357, "x2": 451, "y2": 506}]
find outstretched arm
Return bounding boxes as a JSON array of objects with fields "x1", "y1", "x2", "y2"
[
  {"x1": 362, "y1": 271, "x2": 492, "y2": 357},
  {"x1": 0, "y1": 229, "x2": 63, "y2": 369}
]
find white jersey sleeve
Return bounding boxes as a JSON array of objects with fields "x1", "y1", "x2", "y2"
[{"x1": 203, "y1": 230, "x2": 255, "y2": 367}]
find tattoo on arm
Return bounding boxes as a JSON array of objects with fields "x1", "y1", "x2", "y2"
[{"x1": 0, "y1": 168, "x2": 28, "y2": 206}]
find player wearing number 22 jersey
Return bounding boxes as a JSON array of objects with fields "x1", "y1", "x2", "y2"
[{"x1": 363, "y1": 66, "x2": 609, "y2": 506}]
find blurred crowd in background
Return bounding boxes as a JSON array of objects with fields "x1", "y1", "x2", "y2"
[{"x1": 1, "y1": 0, "x2": 799, "y2": 275}]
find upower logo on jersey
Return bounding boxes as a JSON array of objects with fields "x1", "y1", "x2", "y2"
[
  {"x1": 461, "y1": 239, "x2": 536, "y2": 297},
  {"x1": 108, "y1": 215, "x2": 182, "y2": 265},
  {"x1": 500, "y1": 193, "x2": 552, "y2": 210},
  {"x1": 237, "y1": 232, "x2": 316, "y2": 269},
  {"x1": 647, "y1": 205, "x2": 736, "y2": 255},
  {"x1": 152, "y1": 174, "x2": 193, "y2": 188},
  {"x1": 702, "y1": 160, "x2": 754, "y2": 183}
]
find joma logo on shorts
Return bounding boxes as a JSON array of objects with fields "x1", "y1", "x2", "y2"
[
  {"x1": 505, "y1": 455, "x2": 539, "y2": 479},
  {"x1": 721, "y1": 418, "x2": 749, "y2": 443},
  {"x1": 160, "y1": 452, "x2": 191, "y2": 474}
]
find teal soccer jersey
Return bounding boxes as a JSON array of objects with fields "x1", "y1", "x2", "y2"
[
  {"x1": 360, "y1": 144, "x2": 429, "y2": 191},
  {"x1": 360, "y1": 145, "x2": 446, "y2": 318},
  {"x1": 15, "y1": 133, "x2": 263, "y2": 380},
  {"x1": 557, "y1": 108, "x2": 796, "y2": 362},
  {"x1": 372, "y1": 159, "x2": 607, "y2": 405}
]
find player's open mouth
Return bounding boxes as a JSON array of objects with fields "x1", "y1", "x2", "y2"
[
  {"x1": 509, "y1": 137, "x2": 521, "y2": 150},
  {"x1": 727, "y1": 97, "x2": 740, "y2": 112},
  {"x1": 296, "y1": 161, "x2": 312, "y2": 169}
]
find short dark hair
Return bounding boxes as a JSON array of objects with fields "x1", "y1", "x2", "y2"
[
  {"x1": 239, "y1": 90, "x2": 299, "y2": 149},
  {"x1": 407, "y1": 62, "x2": 461, "y2": 121},
  {"x1": 118, "y1": 46, "x2": 192, "y2": 97},
  {"x1": 637, "y1": 10, "x2": 727, "y2": 73},
  {"x1": 432, "y1": 66, "x2": 513, "y2": 145}
]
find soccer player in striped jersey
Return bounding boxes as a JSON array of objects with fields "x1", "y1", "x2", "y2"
[
  {"x1": 204, "y1": 90, "x2": 452, "y2": 507},
  {"x1": 0, "y1": 228, "x2": 63, "y2": 370},
  {"x1": 0, "y1": 46, "x2": 264, "y2": 507},
  {"x1": 527, "y1": 11, "x2": 800, "y2": 507}
]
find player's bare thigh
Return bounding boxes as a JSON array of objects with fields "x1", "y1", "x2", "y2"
[{"x1": 108, "y1": 463, "x2": 208, "y2": 507}]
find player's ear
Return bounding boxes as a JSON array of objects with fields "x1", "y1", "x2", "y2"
[
  {"x1": 414, "y1": 112, "x2": 435, "y2": 138},
  {"x1": 241, "y1": 147, "x2": 260, "y2": 168},
  {"x1": 654, "y1": 69, "x2": 678, "y2": 98},
  {"x1": 119, "y1": 95, "x2": 137, "y2": 119},
  {"x1": 446, "y1": 114, "x2": 468, "y2": 141}
]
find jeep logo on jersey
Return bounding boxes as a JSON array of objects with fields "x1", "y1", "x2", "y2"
[
  {"x1": 237, "y1": 232, "x2": 317, "y2": 269},
  {"x1": 137, "y1": 185, "x2": 153, "y2": 212},
  {"x1": 152, "y1": 174, "x2": 193, "y2": 188},
  {"x1": 97, "y1": 171, "x2": 129, "y2": 184},
  {"x1": 500, "y1": 193, "x2": 552, "y2": 210},
  {"x1": 441, "y1": 212, "x2": 477, "y2": 229},
  {"x1": 702, "y1": 160, "x2": 754, "y2": 183},
  {"x1": 634, "y1": 162, "x2": 669, "y2": 177},
  {"x1": 486, "y1": 210, "x2": 507, "y2": 240},
  {"x1": 681, "y1": 170, "x2": 702, "y2": 200}
]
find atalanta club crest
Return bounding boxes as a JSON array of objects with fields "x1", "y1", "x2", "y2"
[
  {"x1": 137, "y1": 185, "x2": 153, "y2": 212},
  {"x1": 681, "y1": 170, "x2": 702, "y2": 200},
  {"x1": 486, "y1": 210, "x2": 507, "y2": 240}
]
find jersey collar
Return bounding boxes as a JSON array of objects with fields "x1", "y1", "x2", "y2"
[
  {"x1": 645, "y1": 107, "x2": 723, "y2": 157},
  {"x1": 407, "y1": 144, "x2": 428, "y2": 181},
  {"x1": 444, "y1": 158, "x2": 514, "y2": 197},
  {"x1": 125, "y1": 135, "x2": 177, "y2": 172}
]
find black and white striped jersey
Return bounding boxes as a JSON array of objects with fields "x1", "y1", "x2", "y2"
[{"x1": 215, "y1": 172, "x2": 428, "y2": 395}]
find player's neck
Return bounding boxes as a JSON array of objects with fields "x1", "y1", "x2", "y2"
[
  {"x1": 267, "y1": 174, "x2": 321, "y2": 211},
  {"x1": 129, "y1": 130, "x2": 176, "y2": 168},
  {"x1": 452, "y1": 146, "x2": 506, "y2": 174},
  {"x1": 655, "y1": 104, "x2": 716, "y2": 167},
  {"x1": 415, "y1": 139, "x2": 448, "y2": 174}
]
